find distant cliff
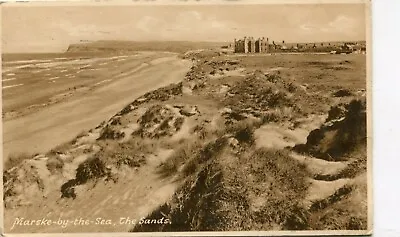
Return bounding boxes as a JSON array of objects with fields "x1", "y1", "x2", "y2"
[{"x1": 66, "y1": 40, "x2": 228, "y2": 54}]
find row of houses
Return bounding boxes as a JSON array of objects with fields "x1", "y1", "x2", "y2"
[{"x1": 232, "y1": 36, "x2": 366, "y2": 54}]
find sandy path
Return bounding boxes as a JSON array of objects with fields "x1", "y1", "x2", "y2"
[{"x1": 2, "y1": 53, "x2": 191, "y2": 160}]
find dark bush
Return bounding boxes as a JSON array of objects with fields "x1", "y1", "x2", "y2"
[
  {"x1": 98, "y1": 126, "x2": 125, "y2": 140},
  {"x1": 75, "y1": 156, "x2": 107, "y2": 184},
  {"x1": 333, "y1": 89, "x2": 353, "y2": 97}
]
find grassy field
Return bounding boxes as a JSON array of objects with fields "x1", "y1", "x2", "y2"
[{"x1": 228, "y1": 53, "x2": 366, "y2": 90}]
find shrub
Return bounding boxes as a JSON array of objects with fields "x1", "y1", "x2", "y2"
[
  {"x1": 327, "y1": 104, "x2": 346, "y2": 121},
  {"x1": 61, "y1": 179, "x2": 78, "y2": 199},
  {"x1": 192, "y1": 125, "x2": 209, "y2": 140},
  {"x1": 173, "y1": 117, "x2": 185, "y2": 130},
  {"x1": 98, "y1": 125, "x2": 125, "y2": 140},
  {"x1": 260, "y1": 111, "x2": 280, "y2": 124},
  {"x1": 287, "y1": 82, "x2": 297, "y2": 93},
  {"x1": 326, "y1": 99, "x2": 366, "y2": 159},
  {"x1": 95, "y1": 120, "x2": 106, "y2": 129},
  {"x1": 234, "y1": 126, "x2": 254, "y2": 144},
  {"x1": 96, "y1": 138, "x2": 152, "y2": 168},
  {"x1": 75, "y1": 156, "x2": 107, "y2": 184},
  {"x1": 226, "y1": 119, "x2": 258, "y2": 145},
  {"x1": 333, "y1": 89, "x2": 353, "y2": 97},
  {"x1": 46, "y1": 156, "x2": 64, "y2": 174},
  {"x1": 294, "y1": 99, "x2": 366, "y2": 161},
  {"x1": 266, "y1": 73, "x2": 280, "y2": 83},
  {"x1": 115, "y1": 153, "x2": 146, "y2": 168},
  {"x1": 310, "y1": 185, "x2": 353, "y2": 212}
]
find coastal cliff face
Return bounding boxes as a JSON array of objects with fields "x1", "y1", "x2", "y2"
[{"x1": 3, "y1": 48, "x2": 368, "y2": 233}]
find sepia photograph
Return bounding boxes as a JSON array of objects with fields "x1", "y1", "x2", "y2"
[{"x1": 1, "y1": 0, "x2": 371, "y2": 235}]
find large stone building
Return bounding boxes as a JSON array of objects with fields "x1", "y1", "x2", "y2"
[{"x1": 234, "y1": 36, "x2": 270, "y2": 53}]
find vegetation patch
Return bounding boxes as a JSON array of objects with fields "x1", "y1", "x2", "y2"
[
  {"x1": 308, "y1": 182, "x2": 367, "y2": 230},
  {"x1": 295, "y1": 99, "x2": 366, "y2": 161},
  {"x1": 75, "y1": 156, "x2": 107, "y2": 184},
  {"x1": 133, "y1": 146, "x2": 312, "y2": 231},
  {"x1": 46, "y1": 156, "x2": 65, "y2": 174},
  {"x1": 132, "y1": 161, "x2": 224, "y2": 232},
  {"x1": 98, "y1": 125, "x2": 125, "y2": 140},
  {"x1": 181, "y1": 137, "x2": 228, "y2": 176},
  {"x1": 61, "y1": 155, "x2": 108, "y2": 199},
  {"x1": 333, "y1": 89, "x2": 353, "y2": 97},
  {"x1": 157, "y1": 140, "x2": 203, "y2": 177},
  {"x1": 134, "y1": 105, "x2": 185, "y2": 138},
  {"x1": 97, "y1": 138, "x2": 152, "y2": 167}
]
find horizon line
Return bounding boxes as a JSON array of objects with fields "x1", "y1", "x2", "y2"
[{"x1": 2, "y1": 38, "x2": 367, "y2": 54}]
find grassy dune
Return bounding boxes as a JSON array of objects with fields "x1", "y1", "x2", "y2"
[{"x1": 3, "y1": 48, "x2": 368, "y2": 233}]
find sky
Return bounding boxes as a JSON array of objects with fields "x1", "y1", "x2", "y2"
[{"x1": 1, "y1": 3, "x2": 367, "y2": 53}]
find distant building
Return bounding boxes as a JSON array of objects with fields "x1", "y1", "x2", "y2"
[
  {"x1": 234, "y1": 36, "x2": 269, "y2": 53},
  {"x1": 234, "y1": 38, "x2": 364, "y2": 54}
]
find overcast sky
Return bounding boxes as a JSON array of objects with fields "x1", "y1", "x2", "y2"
[{"x1": 1, "y1": 3, "x2": 367, "y2": 53}]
